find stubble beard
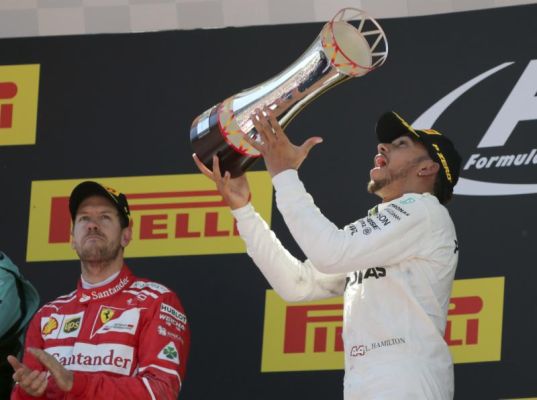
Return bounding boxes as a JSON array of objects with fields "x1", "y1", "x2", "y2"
[
  {"x1": 367, "y1": 178, "x2": 387, "y2": 194},
  {"x1": 367, "y1": 161, "x2": 416, "y2": 195},
  {"x1": 76, "y1": 237, "x2": 122, "y2": 263}
]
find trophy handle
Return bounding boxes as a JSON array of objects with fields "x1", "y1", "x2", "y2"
[{"x1": 191, "y1": 8, "x2": 388, "y2": 177}]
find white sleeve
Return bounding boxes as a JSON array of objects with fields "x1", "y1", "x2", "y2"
[
  {"x1": 273, "y1": 170, "x2": 431, "y2": 274},
  {"x1": 231, "y1": 204, "x2": 346, "y2": 302}
]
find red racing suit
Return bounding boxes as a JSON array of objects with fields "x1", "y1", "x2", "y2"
[{"x1": 11, "y1": 266, "x2": 190, "y2": 400}]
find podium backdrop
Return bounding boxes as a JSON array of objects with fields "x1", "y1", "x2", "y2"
[{"x1": 1, "y1": 4, "x2": 536, "y2": 399}]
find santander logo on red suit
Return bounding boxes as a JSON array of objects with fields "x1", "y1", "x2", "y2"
[
  {"x1": 79, "y1": 277, "x2": 130, "y2": 303},
  {"x1": 47, "y1": 343, "x2": 135, "y2": 375}
]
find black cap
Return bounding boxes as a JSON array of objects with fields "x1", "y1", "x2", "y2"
[
  {"x1": 69, "y1": 181, "x2": 131, "y2": 228},
  {"x1": 376, "y1": 111, "x2": 462, "y2": 202}
]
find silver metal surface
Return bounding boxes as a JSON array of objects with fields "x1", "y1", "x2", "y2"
[{"x1": 190, "y1": 8, "x2": 388, "y2": 176}]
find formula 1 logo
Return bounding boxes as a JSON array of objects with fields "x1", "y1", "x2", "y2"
[{"x1": 413, "y1": 60, "x2": 537, "y2": 196}]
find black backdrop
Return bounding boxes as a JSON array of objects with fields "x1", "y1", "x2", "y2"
[{"x1": 1, "y1": 4, "x2": 537, "y2": 399}]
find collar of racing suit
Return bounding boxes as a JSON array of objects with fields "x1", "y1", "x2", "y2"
[{"x1": 76, "y1": 265, "x2": 132, "y2": 304}]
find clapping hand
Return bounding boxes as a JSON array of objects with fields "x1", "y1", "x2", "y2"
[{"x1": 8, "y1": 347, "x2": 73, "y2": 396}]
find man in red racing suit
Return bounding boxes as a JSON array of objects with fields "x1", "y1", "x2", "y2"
[{"x1": 9, "y1": 181, "x2": 190, "y2": 399}]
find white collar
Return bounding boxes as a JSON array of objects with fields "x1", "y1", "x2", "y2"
[{"x1": 81, "y1": 270, "x2": 121, "y2": 289}]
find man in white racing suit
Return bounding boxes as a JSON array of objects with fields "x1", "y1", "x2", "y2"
[{"x1": 194, "y1": 110, "x2": 462, "y2": 399}]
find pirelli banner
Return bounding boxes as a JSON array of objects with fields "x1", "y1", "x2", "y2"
[
  {"x1": 26, "y1": 173, "x2": 273, "y2": 260},
  {"x1": 261, "y1": 277, "x2": 505, "y2": 372},
  {"x1": 1, "y1": 3, "x2": 536, "y2": 400}
]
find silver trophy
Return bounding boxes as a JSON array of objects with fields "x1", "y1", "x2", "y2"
[{"x1": 190, "y1": 8, "x2": 388, "y2": 177}]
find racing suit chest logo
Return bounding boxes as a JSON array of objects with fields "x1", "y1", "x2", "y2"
[
  {"x1": 42, "y1": 317, "x2": 59, "y2": 335},
  {"x1": 91, "y1": 306, "x2": 142, "y2": 338},
  {"x1": 345, "y1": 267, "x2": 387, "y2": 290},
  {"x1": 63, "y1": 317, "x2": 81, "y2": 333},
  {"x1": 41, "y1": 312, "x2": 85, "y2": 340},
  {"x1": 100, "y1": 308, "x2": 115, "y2": 323}
]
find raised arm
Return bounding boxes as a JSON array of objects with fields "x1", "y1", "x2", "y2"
[
  {"x1": 243, "y1": 109, "x2": 430, "y2": 274},
  {"x1": 233, "y1": 203, "x2": 345, "y2": 302},
  {"x1": 193, "y1": 153, "x2": 345, "y2": 302},
  {"x1": 273, "y1": 170, "x2": 430, "y2": 273}
]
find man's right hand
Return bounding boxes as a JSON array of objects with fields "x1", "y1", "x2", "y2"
[
  {"x1": 8, "y1": 355, "x2": 48, "y2": 397},
  {"x1": 193, "y1": 153, "x2": 251, "y2": 210}
]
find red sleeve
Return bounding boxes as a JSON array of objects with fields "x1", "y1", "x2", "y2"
[
  {"x1": 66, "y1": 292, "x2": 190, "y2": 400},
  {"x1": 10, "y1": 308, "x2": 47, "y2": 400}
]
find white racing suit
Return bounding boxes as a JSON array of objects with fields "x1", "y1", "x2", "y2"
[{"x1": 232, "y1": 170, "x2": 458, "y2": 400}]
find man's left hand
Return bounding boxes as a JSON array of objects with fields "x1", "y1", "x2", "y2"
[
  {"x1": 247, "y1": 107, "x2": 323, "y2": 177},
  {"x1": 28, "y1": 347, "x2": 73, "y2": 392}
]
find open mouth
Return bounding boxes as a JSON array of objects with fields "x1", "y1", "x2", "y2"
[{"x1": 374, "y1": 154, "x2": 388, "y2": 168}]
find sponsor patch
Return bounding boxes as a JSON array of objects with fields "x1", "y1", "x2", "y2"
[
  {"x1": 41, "y1": 317, "x2": 59, "y2": 336},
  {"x1": 388, "y1": 203, "x2": 410, "y2": 216},
  {"x1": 63, "y1": 317, "x2": 81, "y2": 334},
  {"x1": 385, "y1": 208, "x2": 401, "y2": 220},
  {"x1": 157, "y1": 342, "x2": 180, "y2": 365},
  {"x1": 123, "y1": 290, "x2": 151, "y2": 302},
  {"x1": 91, "y1": 306, "x2": 141, "y2": 338},
  {"x1": 100, "y1": 308, "x2": 115, "y2": 324},
  {"x1": 47, "y1": 343, "x2": 134, "y2": 375},
  {"x1": 365, "y1": 217, "x2": 380, "y2": 230},
  {"x1": 92, "y1": 277, "x2": 130, "y2": 301},
  {"x1": 130, "y1": 281, "x2": 170, "y2": 294},
  {"x1": 345, "y1": 268, "x2": 387, "y2": 289},
  {"x1": 159, "y1": 314, "x2": 186, "y2": 332},
  {"x1": 399, "y1": 196, "x2": 415, "y2": 205},
  {"x1": 160, "y1": 303, "x2": 187, "y2": 324},
  {"x1": 350, "y1": 337, "x2": 406, "y2": 357},
  {"x1": 375, "y1": 213, "x2": 390, "y2": 226},
  {"x1": 79, "y1": 294, "x2": 91, "y2": 303},
  {"x1": 157, "y1": 325, "x2": 184, "y2": 343},
  {"x1": 41, "y1": 312, "x2": 84, "y2": 340}
]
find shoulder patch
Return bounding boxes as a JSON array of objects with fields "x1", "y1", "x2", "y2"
[
  {"x1": 160, "y1": 303, "x2": 187, "y2": 324},
  {"x1": 50, "y1": 292, "x2": 77, "y2": 305},
  {"x1": 56, "y1": 290, "x2": 77, "y2": 300},
  {"x1": 399, "y1": 196, "x2": 416, "y2": 205},
  {"x1": 130, "y1": 281, "x2": 170, "y2": 294},
  {"x1": 157, "y1": 341, "x2": 180, "y2": 365}
]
